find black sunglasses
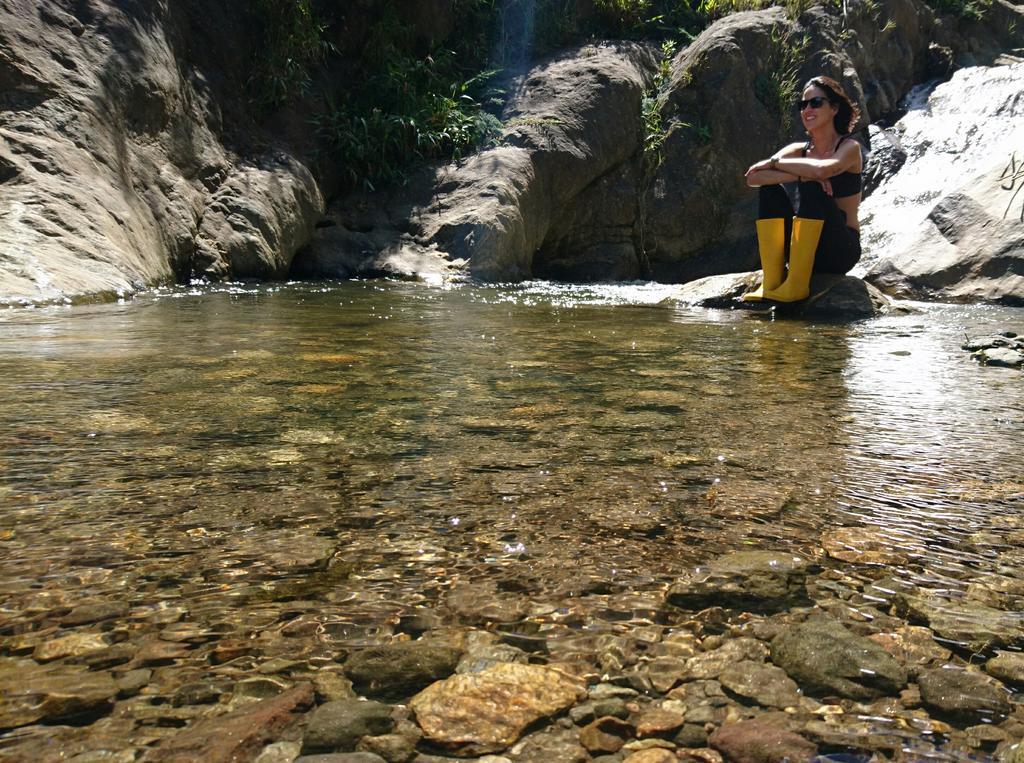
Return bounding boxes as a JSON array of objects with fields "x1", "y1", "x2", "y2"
[{"x1": 798, "y1": 96, "x2": 830, "y2": 110}]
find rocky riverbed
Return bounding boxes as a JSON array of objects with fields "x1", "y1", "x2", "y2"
[
  {"x1": 2, "y1": 283, "x2": 1023, "y2": 762},
  {"x1": 4, "y1": 524, "x2": 1024, "y2": 762}
]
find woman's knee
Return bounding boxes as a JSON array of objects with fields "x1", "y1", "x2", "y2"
[{"x1": 758, "y1": 185, "x2": 793, "y2": 219}]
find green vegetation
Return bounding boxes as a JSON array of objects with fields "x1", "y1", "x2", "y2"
[
  {"x1": 248, "y1": 0, "x2": 334, "y2": 108},
  {"x1": 754, "y1": 29, "x2": 808, "y2": 134},
  {"x1": 642, "y1": 39, "x2": 678, "y2": 174},
  {"x1": 921, "y1": 0, "x2": 991, "y2": 20}
]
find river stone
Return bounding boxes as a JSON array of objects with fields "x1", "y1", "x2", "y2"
[
  {"x1": 673, "y1": 272, "x2": 890, "y2": 319},
  {"x1": 33, "y1": 632, "x2": 110, "y2": 662},
  {"x1": 294, "y1": 755, "x2": 387, "y2": 763},
  {"x1": 718, "y1": 660, "x2": 801, "y2": 708},
  {"x1": 894, "y1": 591, "x2": 1024, "y2": 653},
  {"x1": 821, "y1": 526, "x2": 923, "y2": 566},
  {"x1": 635, "y1": 707, "x2": 686, "y2": 738},
  {"x1": 409, "y1": 663, "x2": 585, "y2": 755},
  {"x1": 974, "y1": 347, "x2": 1024, "y2": 368},
  {"x1": 343, "y1": 642, "x2": 461, "y2": 700},
  {"x1": 770, "y1": 619, "x2": 907, "y2": 700},
  {"x1": 666, "y1": 551, "x2": 809, "y2": 613},
  {"x1": 0, "y1": 659, "x2": 118, "y2": 728},
  {"x1": 355, "y1": 731, "x2": 417, "y2": 763},
  {"x1": 578, "y1": 716, "x2": 634, "y2": 754},
  {"x1": 622, "y1": 750, "x2": 678, "y2": 763},
  {"x1": 301, "y1": 699, "x2": 396, "y2": 754},
  {"x1": 918, "y1": 666, "x2": 1012, "y2": 722},
  {"x1": 708, "y1": 719, "x2": 817, "y2": 763},
  {"x1": 986, "y1": 651, "x2": 1024, "y2": 685},
  {"x1": 60, "y1": 601, "x2": 129, "y2": 626},
  {"x1": 683, "y1": 637, "x2": 770, "y2": 680},
  {"x1": 149, "y1": 683, "x2": 314, "y2": 762}
]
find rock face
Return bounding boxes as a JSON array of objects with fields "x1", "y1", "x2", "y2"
[
  {"x1": 409, "y1": 663, "x2": 585, "y2": 755},
  {"x1": 0, "y1": 1, "x2": 323, "y2": 305},
  {"x1": 299, "y1": 41, "x2": 655, "y2": 284},
  {"x1": 860, "y1": 63, "x2": 1024, "y2": 304},
  {"x1": 770, "y1": 618, "x2": 908, "y2": 700}
]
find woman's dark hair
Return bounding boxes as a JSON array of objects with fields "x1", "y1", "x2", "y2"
[{"x1": 805, "y1": 76, "x2": 861, "y2": 135}]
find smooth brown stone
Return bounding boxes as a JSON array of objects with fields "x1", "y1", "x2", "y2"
[
  {"x1": 578, "y1": 715, "x2": 633, "y2": 753},
  {"x1": 635, "y1": 707, "x2": 686, "y2": 738},
  {"x1": 410, "y1": 663, "x2": 584, "y2": 755}
]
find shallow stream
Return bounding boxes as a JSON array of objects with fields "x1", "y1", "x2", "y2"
[{"x1": 2, "y1": 280, "x2": 1023, "y2": 759}]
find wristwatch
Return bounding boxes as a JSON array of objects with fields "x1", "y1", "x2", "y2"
[{"x1": 769, "y1": 155, "x2": 780, "y2": 170}]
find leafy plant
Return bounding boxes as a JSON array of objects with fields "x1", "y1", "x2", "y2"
[
  {"x1": 642, "y1": 39, "x2": 678, "y2": 173},
  {"x1": 754, "y1": 29, "x2": 808, "y2": 134},
  {"x1": 249, "y1": 0, "x2": 334, "y2": 109},
  {"x1": 921, "y1": 0, "x2": 991, "y2": 19}
]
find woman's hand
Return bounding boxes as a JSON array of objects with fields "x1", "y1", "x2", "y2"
[
  {"x1": 818, "y1": 178, "x2": 833, "y2": 196},
  {"x1": 745, "y1": 159, "x2": 773, "y2": 178}
]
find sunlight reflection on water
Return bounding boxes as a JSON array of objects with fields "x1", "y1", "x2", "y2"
[{"x1": 1, "y1": 281, "x2": 1023, "y2": 755}]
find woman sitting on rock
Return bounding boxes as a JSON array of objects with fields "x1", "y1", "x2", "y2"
[{"x1": 742, "y1": 75, "x2": 863, "y2": 302}]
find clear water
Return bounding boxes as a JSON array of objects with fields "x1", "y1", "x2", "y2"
[{"x1": 1, "y1": 280, "x2": 1023, "y2": 756}]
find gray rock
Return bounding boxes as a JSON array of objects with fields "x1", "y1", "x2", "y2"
[
  {"x1": 344, "y1": 642, "x2": 461, "y2": 700},
  {"x1": 973, "y1": 347, "x2": 1024, "y2": 368},
  {"x1": 708, "y1": 718, "x2": 817, "y2": 763},
  {"x1": 718, "y1": 660, "x2": 801, "y2": 708},
  {"x1": 674, "y1": 272, "x2": 892, "y2": 319},
  {"x1": 986, "y1": 651, "x2": 1024, "y2": 685},
  {"x1": 301, "y1": 699, "x2": 396, "y2": 754},
  {"x1": 918, "y1": 666, "x2": 1012, "y2": 722},
  {"x1": 893, "y1": 591, "x2": 1024, "y2": 653},
  {"x1": 770, "y1": 618, "x2": 908, "y2": 700},
  {"x1": 666, "y1": 550, "x2": 810, "y2": 613}
]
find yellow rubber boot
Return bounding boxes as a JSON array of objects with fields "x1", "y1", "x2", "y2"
[
  {"x1": 742, "y1": 218, "x2": 786, "y2": 302},
  {"x1": 764, "y1": 217, "x2": 824, "y2": 302}
]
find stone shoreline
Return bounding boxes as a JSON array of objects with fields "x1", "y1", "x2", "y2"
[{"x1": 3, "y1": 541, "x2": 1024, "y2": 762}]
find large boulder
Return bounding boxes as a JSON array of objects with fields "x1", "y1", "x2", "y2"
[
  {"x1": 300, "y1": 41, "x2": 655, "y2": 283},
  {"x1": 0, "y1": 1, "x2": 323, "y2": 305},
  {"x1": 859, "y1": 62, "x2": 1024, "y2": 304},
  {"x1": 673, "y1": 271, "x2": 893, "y2": 319}
]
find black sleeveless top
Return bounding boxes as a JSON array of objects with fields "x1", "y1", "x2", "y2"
[{"x1": 803, "y1": 136, "x2": 862, "y2": 198}]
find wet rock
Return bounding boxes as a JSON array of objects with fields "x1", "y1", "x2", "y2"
[
  {"x1": 255, "y1": 742, "x2": 302, "y2": 763},
  {"x1": 718, "y1": 660, "x2": 801, "y2": 709},
  {"x1": 708, "y1": 719, "x2": 817, "y2": 763},
  {"x1": 313, "y1": 670, "x2": 358, "y2": 701},
  {"x1": 0, "y1": 659, "x2": 118, "y2": 728},
  {"x1": 456, "y1": 642, "x2": 529, "y2": 674},
  {"x1": 60, "y1": 601, "x2": 130, "y2": 626},
  {"x1": 356, "y1": 732, "x2": 418, "y2": 763},
  {"x1": 623, "y1": 750, "x2": 677, "y2": 763},
  {"x1": 344, "y1": 642, "x2": 461, "y2": 700},
  {"x1": 974, "y1": 347, "x2": 1024, "y2": 368},
  {"x1": 148, "y1": 683, "x2": 314, "y2": 762},
  {"x1": 578, "y1": 715, "x2": 634, "y2": 753},
  {"x1": 683, "y1": 637, "x2": 770, "y2": 680},
  {"x1": 867, "y1": 626, "x2": 951, "y2": 674},
  {"x1": 301, "y1": 699, "x2": 396, "y2": 755},
  {"x1": 635, "y1": 707, "x2": 686, "y2": 738},
  {"x1": 33, "y1": 632, "x2": 111, "y2": 662},
  {"x1": 894, "y1": 592, "x2": 1024, "y2": 653},
  {"x1": 918, "y1": 666, "x2": 1011, "y2": 722},
  {"x1": 116, "y1": 668, "x2": 152, "y2": 699},
  {"x1": 666, "y1": 551, "x2": 810, "y2": 613},
  {"x1": 646, "y1": 657, "x2": 689, "y2": 693},
  {"x1": 674, "y1": 724, "x2": 709, "y2": 748},
  {"x1": 511, "y1": 724, "x2": 589, "y2": 762},
  {"x1": 410, "y1": 663, "x2": 585, "y2": 755},
  {"x1": 294, "y1": 755, "x2": 388, "y2": 763},
  {"x1": 674, "y1": 274, "x2": 891, "y2": 320},
  {"x1": 986, "y1": 651, "x2": 1024, "y2": 685},
  {"x1": 821, "y1": 526, "x2": 923, "y2": 566},
  {"x1": 172, "y1": 680, "x2": 223, "y2": 707},
  {"x1": 771, "y1": 618, "x2": 907, "y2": 700},
  {"x1": 569, "y1": 698, "x2": 631, "y2": 725}
]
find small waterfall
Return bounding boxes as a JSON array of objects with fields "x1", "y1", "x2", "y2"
[
  {"x1": 494, "y1": 0, "x2": 537, "y2": 72},
  {"x1": 855, "y1": 62, "x2": 1024, "y2": 276}
]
